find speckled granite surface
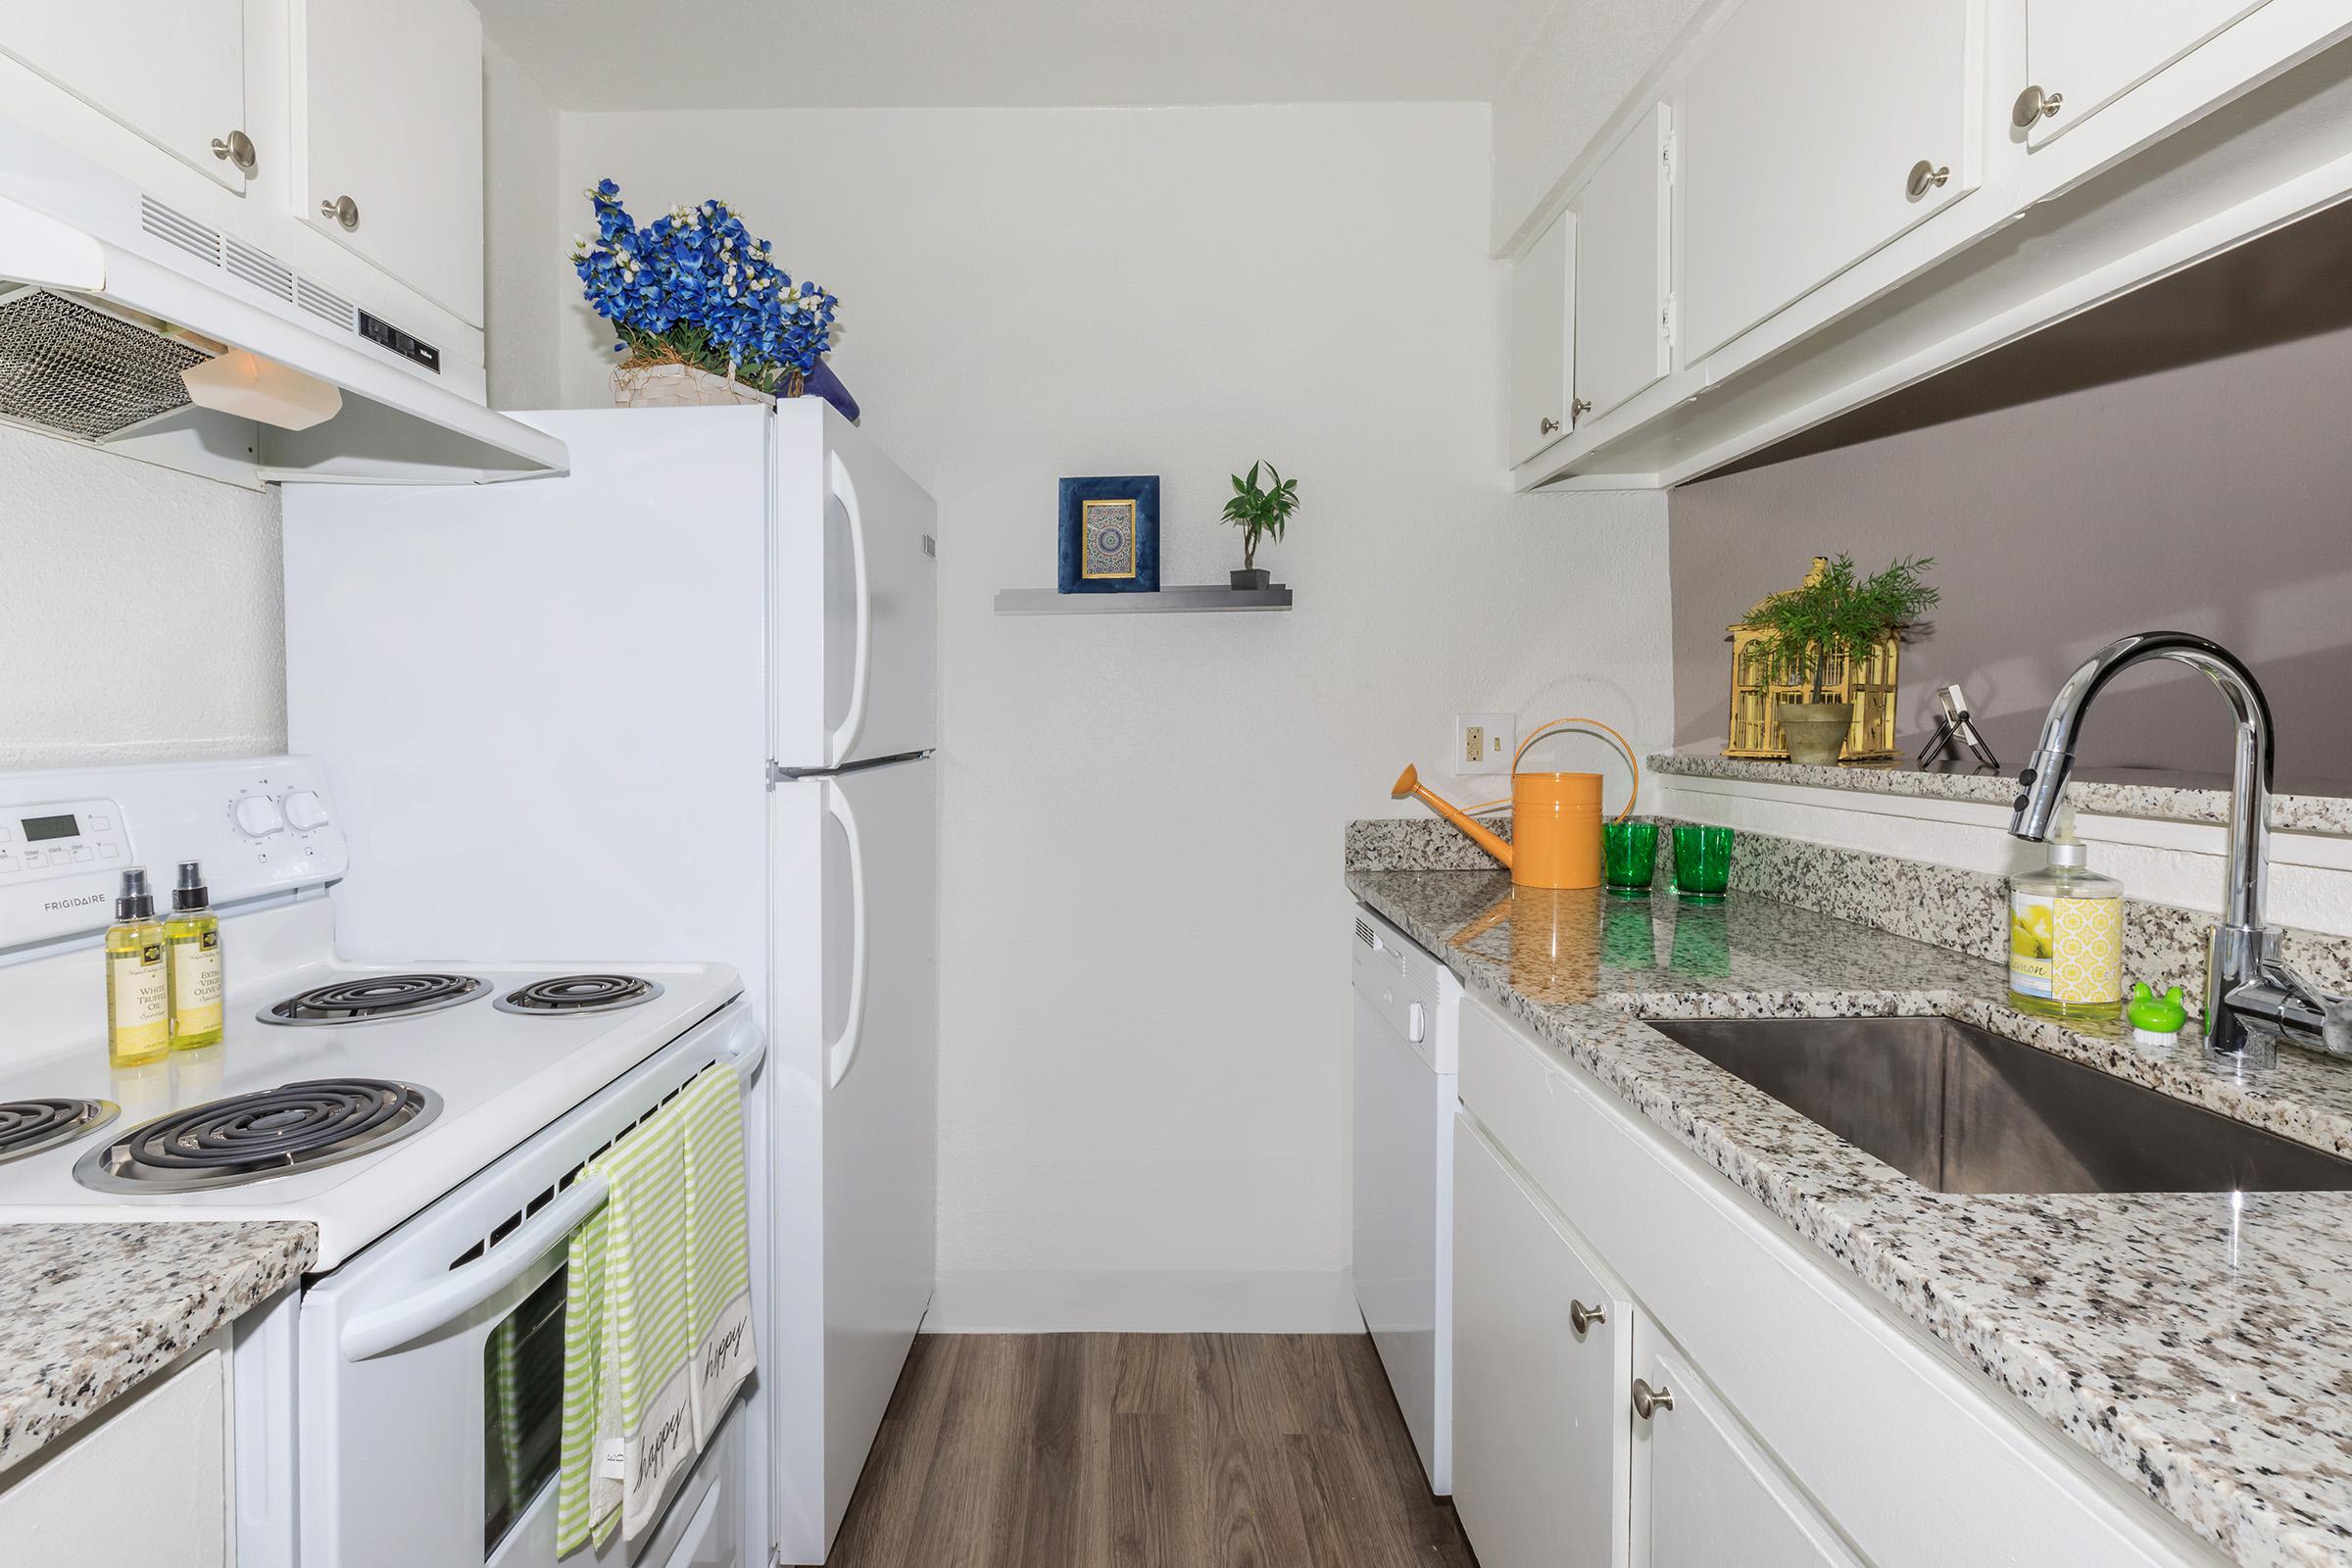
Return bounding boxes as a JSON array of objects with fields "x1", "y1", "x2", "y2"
[
  {"x1": 1651, "y1": 751, "x2": 2352, "y2": 837},
  {"x1": 1348, "y1": 865, "x2": 2352, "y2": 1568},
  {"x1": 0, "y1": 1222, "x2": 315, "y2": 1475},
  {"x1": 1349, "y1": 814, "x2": 2352, "y2": 1002}
]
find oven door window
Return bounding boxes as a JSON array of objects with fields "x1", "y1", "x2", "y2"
[{"x1": 484, "y1": 1264, "x2": 568, "y2": 1554}]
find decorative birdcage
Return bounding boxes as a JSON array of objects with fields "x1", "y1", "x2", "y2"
[{"x1": 1723, "y1": 558, "x2": 1902, "y2": 760}]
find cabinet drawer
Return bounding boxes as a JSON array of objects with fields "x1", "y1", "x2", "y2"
[{"x1": 1458, "y1": 1000, "x2": 2222, "y2": 1568}]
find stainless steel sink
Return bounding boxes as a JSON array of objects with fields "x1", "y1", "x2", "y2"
[{"x1": 1642, "y1": 1015, "x2": 2352, "y2": 1194}]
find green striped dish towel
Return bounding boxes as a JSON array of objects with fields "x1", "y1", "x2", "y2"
[
  {"x1": 556, "y1": 1100, "x2": 700, "y2": 1552},
  {"x1": 679, "y1": 1064, "x2": 757, "y2": 1444}
]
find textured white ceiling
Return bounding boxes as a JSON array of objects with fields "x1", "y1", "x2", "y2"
[{"x1": 475, "y1": 0, "x2": 1561, "y2": 110}]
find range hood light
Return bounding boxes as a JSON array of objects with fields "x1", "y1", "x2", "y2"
[{"x1": 179, "y1": 348, "x2": 343, "y2": 431}]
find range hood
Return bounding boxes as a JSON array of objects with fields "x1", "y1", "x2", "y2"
[{"x1": 0, "y1": 120, "x2": 566, "y2": 487}]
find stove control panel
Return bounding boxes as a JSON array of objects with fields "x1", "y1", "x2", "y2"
[{"x1": 0, "y1": 757, "x2": 351, "y2": 951}]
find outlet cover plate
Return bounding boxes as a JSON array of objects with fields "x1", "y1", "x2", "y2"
[{"x1": 1454, "y1": 712, "x2": 1517, "y2": 776}]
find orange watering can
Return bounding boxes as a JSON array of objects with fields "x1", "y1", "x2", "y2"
[{"x1": 1391, "y1": 717, "x2": 1640, "y2": 890}]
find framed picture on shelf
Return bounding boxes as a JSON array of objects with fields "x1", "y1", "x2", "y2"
[{"x1": 1057, "y1": 475, "x2": 1160, "y2": 594}]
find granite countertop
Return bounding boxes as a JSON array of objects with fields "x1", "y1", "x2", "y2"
[
  {"x1": 1649, "y1": 751, "x2": 2352, "y2": 837},
  {"x1": 0, "y1": 1222, "x2": 315, "y2": 1475},
  {"x1": 1348, "y1": 866, "x2": 2352, "y2": 1568}
]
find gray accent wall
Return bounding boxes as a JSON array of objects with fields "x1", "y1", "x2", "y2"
[{"x1": 1668, "y1": 202, "x2": 2352, "y2": 789}]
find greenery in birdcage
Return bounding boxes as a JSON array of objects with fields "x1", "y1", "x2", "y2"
[{"x1": 1722, "y1": 555, "x2": 1934, "y2": 760}]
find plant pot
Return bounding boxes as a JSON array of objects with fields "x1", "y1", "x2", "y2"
[
  {"x1": 1230, "y1": 568, "x2": 1272, "y2": 591},
  {"x1": 611, "y1": 364, "x2": 776, "y2": 410},
  {"x1": 1778, "y1": 701, "x2": 1855, "y2": 765}
]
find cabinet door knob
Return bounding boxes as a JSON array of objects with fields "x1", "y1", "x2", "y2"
[
  {"x1": 1540, "y1": 416, "x2": 1561, "y2": 434},
  {"x1": 1905, "y1": 161, "x2": 1951, "y2": 200},
  {"x1": 1571, "y1": 397, "x2": 1593, "y2": 418},
  {"x1": 320, "y1": 195, "x2": 361, "y2": 230},
  {"x1": 2011, "y1": 84, "x2": 2065, "y2": 127},
  {"x1": 210, "y1": 130, "x2": 257, "y2": 173},
  {"x1": 1632, "y1": 1378, "x2": 1675, "y2": 1419},
  {"x1": 1569, "y1": 1298, "x2": 1607, "y2": 1336}
]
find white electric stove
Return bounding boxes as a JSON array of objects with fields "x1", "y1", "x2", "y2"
[{"x1": 0, "y1": 757, "x2": 764, "y2": 1568}]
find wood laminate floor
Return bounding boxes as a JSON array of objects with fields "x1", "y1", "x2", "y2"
[{"x1": 823, "y1": 1333, "x2": 1478, "y2": 1568}]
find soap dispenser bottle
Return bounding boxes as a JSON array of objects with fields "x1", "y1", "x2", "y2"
[
  {"x1": 2008, "y1": 805, "x2": 2124, "y2": 1020},
  {"x1": 104, "y1": 866, "x2": 171, "y2": 1067},
  {"x1": 166, "y1": 859, "x2": 224, "y2": 1050}
]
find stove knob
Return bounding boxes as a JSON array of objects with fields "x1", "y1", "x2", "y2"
[
  {"x1": 234, "y1": 794, "x2": 285, "y2": 838},
  {"x1": 283, "y1": 790, "x2": 330, "y2": 832}
]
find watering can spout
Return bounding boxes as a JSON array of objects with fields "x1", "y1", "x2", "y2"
[{"x1": 1391, "y1": 764, "x2": 1515, "y2": 869}]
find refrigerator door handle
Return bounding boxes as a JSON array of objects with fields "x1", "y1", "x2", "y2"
[
  {"x1": 824, "y1": 776, "x2": 871, "y2": 1090},
  {"x1": 827, "y1": 451, "x2": 873, "y2": 767}
]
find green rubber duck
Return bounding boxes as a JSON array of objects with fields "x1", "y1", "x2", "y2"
[{"x1": 2128, "y1": 982, "x2": 2189, "y2": 1045}]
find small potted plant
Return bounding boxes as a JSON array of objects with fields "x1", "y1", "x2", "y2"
[
  {"x1": 1221, "y1": 461, "x2": 1298, "y2": 591},
  {"x1": 1744, "y1": 554, "x2": 1938, "y2": 764},
  {"x1": 570, "y1": 179, "x2": 857, "y2": 416}
]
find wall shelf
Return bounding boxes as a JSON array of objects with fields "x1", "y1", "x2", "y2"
[{"x1": 994, "y1": 585, "x2": 1294, "y2": 615}]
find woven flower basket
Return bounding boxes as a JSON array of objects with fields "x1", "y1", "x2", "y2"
[{"x1": 610, "y1": 363, "x2": 802, "y2": 410}]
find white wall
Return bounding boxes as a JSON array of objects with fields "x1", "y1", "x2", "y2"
[
  {"x1": 549, "y1": 103, "x2": 1675, "y2": 1326},
  {"x1": 1491, "y1": 0, "x2": 1717, "y2": 253},
  {"x1": 0, "y1": 425, "x2": 283, "y2": 769},
  {"x1": 482, "y1": 39, "x2": 564, "y2": 411}
]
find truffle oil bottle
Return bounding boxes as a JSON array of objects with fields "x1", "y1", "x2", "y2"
[
  {"x1": 166, "y1": 859, "x2": 224, "y2": 1050},
  {"x1": 105, "y1": 866, "x2": 170, "y2": 1067}
]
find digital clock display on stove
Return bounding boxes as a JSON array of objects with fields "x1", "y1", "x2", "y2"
[{"x1": 21, "y1": 813, "x2": 77, "y2": 842}]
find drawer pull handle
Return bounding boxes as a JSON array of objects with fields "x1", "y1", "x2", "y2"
[
  {"x1": 1569, "y1": 1298, "x2": 1606, "y2": 1336},
  {"x1": 1633, "y1": 1378, "x2": 1675, "y2": 1419}
]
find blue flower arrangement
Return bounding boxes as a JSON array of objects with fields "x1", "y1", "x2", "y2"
[{"x1": 571, "y1": 178, "x2": 836, "y2": 397}]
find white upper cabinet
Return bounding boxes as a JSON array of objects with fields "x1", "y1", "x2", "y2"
[
  {"x1": 1676, "y1": 0, "x2": 1978, "y2": 367},
  {"x1": 0, "y1": 0, "x2": 249, "y2": 191},
  {"x1": 1573, "y1": 104, "x2": 1673, "y2": 425},
  {"x1": 2020, "y1": 0, "x2": 2274, "y2": 146},
  {"x1": 1507, "y1": 210, "x2": 1575, "y2": 466},
  {"x1": 290, "y1": 0, "x2": 486, "y2": 327}
]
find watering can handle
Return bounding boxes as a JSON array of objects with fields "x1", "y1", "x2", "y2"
[{"x1": 1514, "y1": 717, "x2": 1641, "y2": 820}]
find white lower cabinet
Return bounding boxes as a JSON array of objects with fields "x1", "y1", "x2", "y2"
[
  {"x1": 1451, "y1": 1114, "x2": 1630, "y2": 1568},
  {"x1": 0, "y1": 1342, "x2": 231, "y2": 1566},
  {"x1": 1450, "y1": 997, "x2": 2230, "y2": 1568},
  {"x1": 1630, "y1": 1328, "x2": 1859, "y2": 1568}
]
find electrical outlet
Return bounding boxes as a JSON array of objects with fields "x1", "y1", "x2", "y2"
[{"x1": 1454, "y1": 712, "x2": 1516, "y2": 776}]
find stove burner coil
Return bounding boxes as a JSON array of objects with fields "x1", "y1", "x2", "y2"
[
  {"x1": 492, "y1": 974, "x2": 663, "y2": 1016},
  {"x1": 261, "y1": 972, "x2": 486, "y2": 1026},
  {"x1": 0, "y1": 1098, "x2": 119, "y2": 1165},
  {"x1": 74, "y1": 1078, "x2": 441, "y2": 1192}
]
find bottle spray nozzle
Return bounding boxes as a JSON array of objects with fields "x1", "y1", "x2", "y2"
[
  {"x1": 116, "y1": 865, "x2": 156, "y2": 921},
  {"x1": 172, "y1": 859, "x2": 210, "y2": 911}
]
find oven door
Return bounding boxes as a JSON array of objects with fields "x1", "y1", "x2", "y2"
[{"x1": 293, "y1": 1003, "x2": 763, "y2": 1568}]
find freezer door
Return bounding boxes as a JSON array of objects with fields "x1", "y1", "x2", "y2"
[
  {"x1": 766, "y1": 758, "x2": 937, "y2": 1560},
  {"x1": 770, "y1": 404, "x2": 938, "y2": 770}
]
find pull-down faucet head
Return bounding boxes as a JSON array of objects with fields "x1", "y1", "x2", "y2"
[{"x1": 2007, "y1": 631, "x2": 2284, "y2": 1062}]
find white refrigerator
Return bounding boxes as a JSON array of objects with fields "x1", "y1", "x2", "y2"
[{"x1": 281, "y1": 402, "x2": 939, "y2": 1567}]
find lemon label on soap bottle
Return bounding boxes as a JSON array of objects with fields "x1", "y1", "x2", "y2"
[{"x1": 2010, "y1": 892, "x2": 2121, "y2": 1004}]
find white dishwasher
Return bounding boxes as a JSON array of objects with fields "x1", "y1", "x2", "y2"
[{"x1": 1351, "y1": 903, "x2": 1462, "y2": 1495}]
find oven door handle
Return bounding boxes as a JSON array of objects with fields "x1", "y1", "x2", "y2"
[{"x1": 338, "y1": 1173, "x2": 610, "y2": 1361}]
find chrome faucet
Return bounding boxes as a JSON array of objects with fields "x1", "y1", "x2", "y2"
[{"x1": 2007, "y1": 630, "x2": 2352, "y2": 1068}]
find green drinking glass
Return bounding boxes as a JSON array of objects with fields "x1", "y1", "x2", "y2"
[
  {"x1": 1672, "y1": 824, "x2": 1735, "y2": 902},
  {"x1": 1602, "y1": 820, "x2": 1659, "y2": 897}
]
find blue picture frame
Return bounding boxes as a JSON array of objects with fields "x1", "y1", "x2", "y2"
[{"x1": 1057, "y1": 475, "x2": 1160, "y2": 594}]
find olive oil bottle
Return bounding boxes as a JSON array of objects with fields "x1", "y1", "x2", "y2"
[
  {"x1": 105, "y1": 866, "x2": 170, "y2": 1067},
  {"x1": 166, "y1": 859, "x2": 224, "y2": 1050}
]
